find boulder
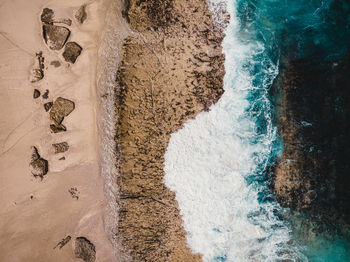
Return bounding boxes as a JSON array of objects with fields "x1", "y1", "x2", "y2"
[
  {"x1": 43, "y1": 24, "x2": 70, "y2": 50},
  {"x1": 50, "y1": 97, "x2": 75, "y2": 125},
  {"x1": 74, "y1": 237, "x2": 96, "y2": 262},
  {"x1": 62, "y1": 42, "x2": 82, "y2": 64},
  {"x1": 33, "y1": 89, "x2": 41, "y2": 99},
  {"x1": 75, "y1": 5, "x2": 87, "y2": 24},
  {"x1": 29, "y1": 52, "x2": 44, "y2": 83},
  {"x1": 50, "y1": 124, "x2": 67, "y2": 133},
  {"x1": 52, "y1": 142, "x2": 69, "y2": 153},
  {"x1": 29, "y1": 146, "x2": 48, "y2": 179},
  {"x1": 44, "y1": 102, "x2": 53, "y2": 112},
  {"x1": 41, "y1": 8, "x2": 54, "y2": 24}
]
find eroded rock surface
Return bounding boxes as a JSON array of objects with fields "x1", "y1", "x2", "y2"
[
  {"x1": 50, "y1": 124, "x2": 67, "y2": 133},
  {"x1": 62, "y1": 42, "x2": 82, "y2": 64},
  {"x1": 75, "y1": 5, "x2": 87, "y2": 24},
  {"x1": 115, "y1": 0, "x2": 226, "y2": 261},
  {"x1": 29, "y1": 52, "x2": 44, "y2": 83},
  {"x1": 52, "y1": 142, "x2": 69, "y2": 153},
  {"x1": 50, "y1": 97, "x2": 75, "y2": 125},
  {"x1": 41, "y1": 8, "x2": 54, "y2": 24},
  {"x1": 43, "y1": 24, "x2": 70, "y2": 50},
  {"x1": 44, "y1": 102, "x2": 53, "y2": 112},
  {"x1": 29, "y1": 146, "x2": 48, "y2": 179},
  {"x1": 74, "y1": 237, "x2": 96, "y2": 262}
]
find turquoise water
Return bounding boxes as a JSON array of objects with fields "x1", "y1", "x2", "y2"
[{"x1": 164, "y1": 0, "x2": 350, "y2": 261}]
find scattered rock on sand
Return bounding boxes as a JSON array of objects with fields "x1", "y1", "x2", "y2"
[
  {"x1": 50, "y1": 124, "x2": 67, "y2": 133},
  {"x1": 59, "y1": 156, "x2": 66, "y2": 160},
  {"x1": 41, "y1": 8, "x2": 54, "y2": 24},
  {"x1": 33, "y1": 89, "x2": 41, "y2": 99},
  {"x1": 68, "y1": 187, "x2": 79, "y2": 200},
  {"x1": 29, "y1": 146, "x2": 48, "y2": 179},
  {"x1": 43, "y1": 24, "x2": 70, "y2": 50},
  {"x1": 50, "y1": 97, "x2": 75, "y2": 125},
  {"x1": 44, "y1": 102, "x2": 53, "y2": 112},
  {"x1": 74, "y1": 237, "x2": 96, "y2": 262},
  {"x1": 75, "y1": 5, "x2": 87, "y2": 24},
  {"x1": 29, "y1": 52, "x2": 44, "y2": 83},
  {"x1": 62, "y1": 42, "x2": 82, "y2": 64},
  {"x1": 54, "y1": 236, "x2": 71, "y2": 249},
  {"x1": 52, "y1": 142, "x2": 69, "y2": 153},
  {"x1": 50, "y1": 60, "x2": 61, "y2": 67},
  {"x1": 42, "y1": 89, "x2": 49, "y2": 99}
]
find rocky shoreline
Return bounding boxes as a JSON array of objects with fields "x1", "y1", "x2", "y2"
[{"x1": 114, "y1": 0, "x2": 227, "y2": 260}]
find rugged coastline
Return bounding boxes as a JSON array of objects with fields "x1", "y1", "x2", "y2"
[{"x1": 114, "y1": 0, "x2": 227, "y2": 260}]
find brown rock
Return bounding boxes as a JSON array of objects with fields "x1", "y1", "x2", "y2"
[
  {"x1": 74, "y1": 237, "x2": 96, "y2": 262},
  {"x1": 33, "y1": 89, "x2": 40, "y2": 99},
  {"x1": 41, "y1": 8, "x2": 54, "y2": 24},
  {"x1": 50, "y1": 97, "x2": 75, "y2": 125},
  {"x1": 52, "y1": 142, "x2": 69, "y2": 154},
  {"x1": 29, "y1": 146, "x2": 48, "y2": 179},
  {"x1": 29, "y1": 52, "x2": 44, "y2": 83},
  {"x1": 62, "y1": 42, "x2": 82, "y2": 64},
  {"x1": 50, "y1": 124, "x2": 67, "y2": 133},
  {"x1": 50, "y1": 60, "x2": 61, "y2": 67},
  {"x1": 54, "y1": 236, "x2": 71, "y2": 249},
  {"x1": 75, "y1": 5, "x2": 87, "y2": 24},
  {"x1": 44, "y1": 102, "x2": 53, "y2": 112},
  {"x1": 43, "y1": 24, "x2": 70, "y2": 50},
  {"x1": 42, "y1": 89, "x2": 49, "y2": 99}
]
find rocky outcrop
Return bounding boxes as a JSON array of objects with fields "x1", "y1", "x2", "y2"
[
  {"x1": 49, "y1": 97, "x2": 75, "y2": 126},
  {"x1": 29, "y1": 146, "x2": 48, "y2": 179},
  {"x1": 75, "y1": 5, "x2": 87, "y2": 24},
  {"x1": 52, "y1": 142, "x2": 69, "y2": 153},
  {"x1": 62, "y1": 42, "x2": 82, "y2": 64},
  {"x1": 115, "y1": 0, "x2": 226, "y2": 261},
  {"x1": 29, "y1": 52, "x2": 44, "y2": 83},
  {"x1": 74, "y1": 237, "x2": 96, "y2": 262},
  {"x1": 43, "y1": 24, "x2": 70, "y2": 50}
]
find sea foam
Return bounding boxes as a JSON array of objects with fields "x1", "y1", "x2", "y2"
[{"x1": 164, "y1": 0, "x2": 306, "y2": 261}]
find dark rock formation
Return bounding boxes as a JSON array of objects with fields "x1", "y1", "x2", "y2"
[
  {"x1": 52, "y1": 142, "x2": 69, "y2": 153},
  {"x1": 33, "y1": 89, "x2": 40, "y2": 99},
  {"x1": 75, "y1": 5, "x2": 87, "y2": 24},
  {"x1": 68, "y1": 187, "x2": 79, "y2": 200},
  {"x1": 74, "y1": 237, "x2": 96, "y2": 262},
  {"x1": 43, "y1": 25, "x2": 70, "y2": 50},
  {"x1": 44, "y1": 102, "x2": 53, "y2": 112},
  {"x1": 42, "y1": 89, "x2": 49, "y2": 99},
  {"x1": 50, "y1": 124, "x2": 67, "y2": 133},
  {"x1": 54, "y1": 236, "x2": 71, "y2": 249},
  {"x1": 62, "y1": 42, "x2": 82, "y2": 64},
  {"x1": 41, "y1": 8, "x2": 54, "y2": 24},
  {"x1": 50, "y1": 97, "x2": 75, "y2": 125},
  {"x1": 30, "y1": 52, "x2": 44, "y2": 83},
  {"x1": 29, "y1": 146, "x2": 48, "y2": 179}
]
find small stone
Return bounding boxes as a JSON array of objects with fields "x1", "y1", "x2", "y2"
[
  {"x1": 68, "y1": 187, "x2": 79, "y2": 200},
  {"x1": 59, "y1": 156, "x2": 66, "y2": 161},
  {"x1": 75, "y1": 5, "x2": 87, "y2": 24},
  {"x1": 30, "y1": 52, "x2": 45, "y2": 83},
  {"x1": 42, "y1": 89, "x2": 49, "y2": 99},
  {"x1": 50, "y1": 124, "x2": 67, "y2": 133},
  {"x1": 29, "y1": 146, "x2": 48, "y2": 179},
  {"x1": 62, "y1": 42, "x2": 82, "y2": 64},
  {"x1": 33, "y1": 89, "x2": 41, "y2": 99},
  {"x1": 43, "y1": 24, "x2": 70, "y2": 50},
  {"x1": 74, "y1": 237, "x2": 96, "y2": 262},
  {"x1": 50, "y1": 97, "x2": 75, "y2": 125},
  {"x1": 44, "y1": 102, "x2": 53, "y2": 112},
  {"x1": 52, "y1": 142, "x2": 69, "y2": 154},
  {"x1": 50, "y1": 60, "x2": 61, "y2": 67},
  {"x1": 54, "y1": 236, "x2": 71, "y2": 249},
  {"x1": 41, "y1": 8, "x2": 54, "y2": 24}
]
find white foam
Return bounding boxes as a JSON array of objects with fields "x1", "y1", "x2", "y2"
[{"x1": 164, "y1": 1, "x2": 306, "y2": 261}]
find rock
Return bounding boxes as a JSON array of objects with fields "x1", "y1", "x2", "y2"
[
  {"x1": 33, "y1": 89, "x2": 41, "y2": 99},
  {"x1": 52, "y1": 142, "x2": 69, "y2": 153},
  {"x1": 42, "y1": 89, "x2": 49, "y2": 99},
  {"x1": 68, "y1": 187, "x2": 79, "y2": 200},
  {"x1": 75, "y1": 5, "x2": 87, "y2": 24},
  {"x1": 41, "y1": 8, "x2": 54, "y2": 24},
  {"x1": 50, "y1": 60, "x2": 61, "y2": 67},
  {"x1": 74, "y1": 237, "x2": 96, "y2": 262},
  {"x1": 44, "y1": 102, "x2": 53, "y2": 112},
  {"x1": 50, "y1": 124, "x2": 67, "y2": 133},
  {"x1": 55, "y1": 18, "x2": 72, "y2": 26},
  {"x1": 43, "y1": 24, "x2": 70, "y2": 50},
  {"x1": 29, "y1": 52, "x2": 45, "y2": 83},
  {"x1": 29, "y1": 146, "x2": 48, "y2": 179},
  {"x1": 50, "y1": 97, "x2": 75, "y2": 125},
  {"x1": 62, "y1": 42, "x2": 82, "y2": 64},
  {"x1": 54, "y1": 236, "x2": 71, "y2": 249},
  {"x1": 59, "y1": 156, "x2": 66, "y2": 160}
]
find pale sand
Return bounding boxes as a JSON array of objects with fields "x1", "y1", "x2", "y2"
[{"x1": 0, "y1": 0, "x2": 119, "y2": 261}]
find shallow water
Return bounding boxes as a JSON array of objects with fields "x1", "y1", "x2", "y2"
[{"x1": 164, "y1": 0, "x2": 350, "y2": 261}]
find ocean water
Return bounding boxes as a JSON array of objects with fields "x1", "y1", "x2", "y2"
[{"x1": 164, "y1": 0, "x2": 350, "y2": 261}]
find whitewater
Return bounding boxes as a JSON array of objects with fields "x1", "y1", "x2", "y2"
[{"x1": 164, "y1": 0, "x2": 306, "y2": 261}]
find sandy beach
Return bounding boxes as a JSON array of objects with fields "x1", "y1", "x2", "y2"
[{"x1": 0, "y1": 0, "x2": 116, "y2": 261}]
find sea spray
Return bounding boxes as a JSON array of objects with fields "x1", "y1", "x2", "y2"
[{"x1": 164, "y1": 0, "x2": 305, "y2": 260}]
